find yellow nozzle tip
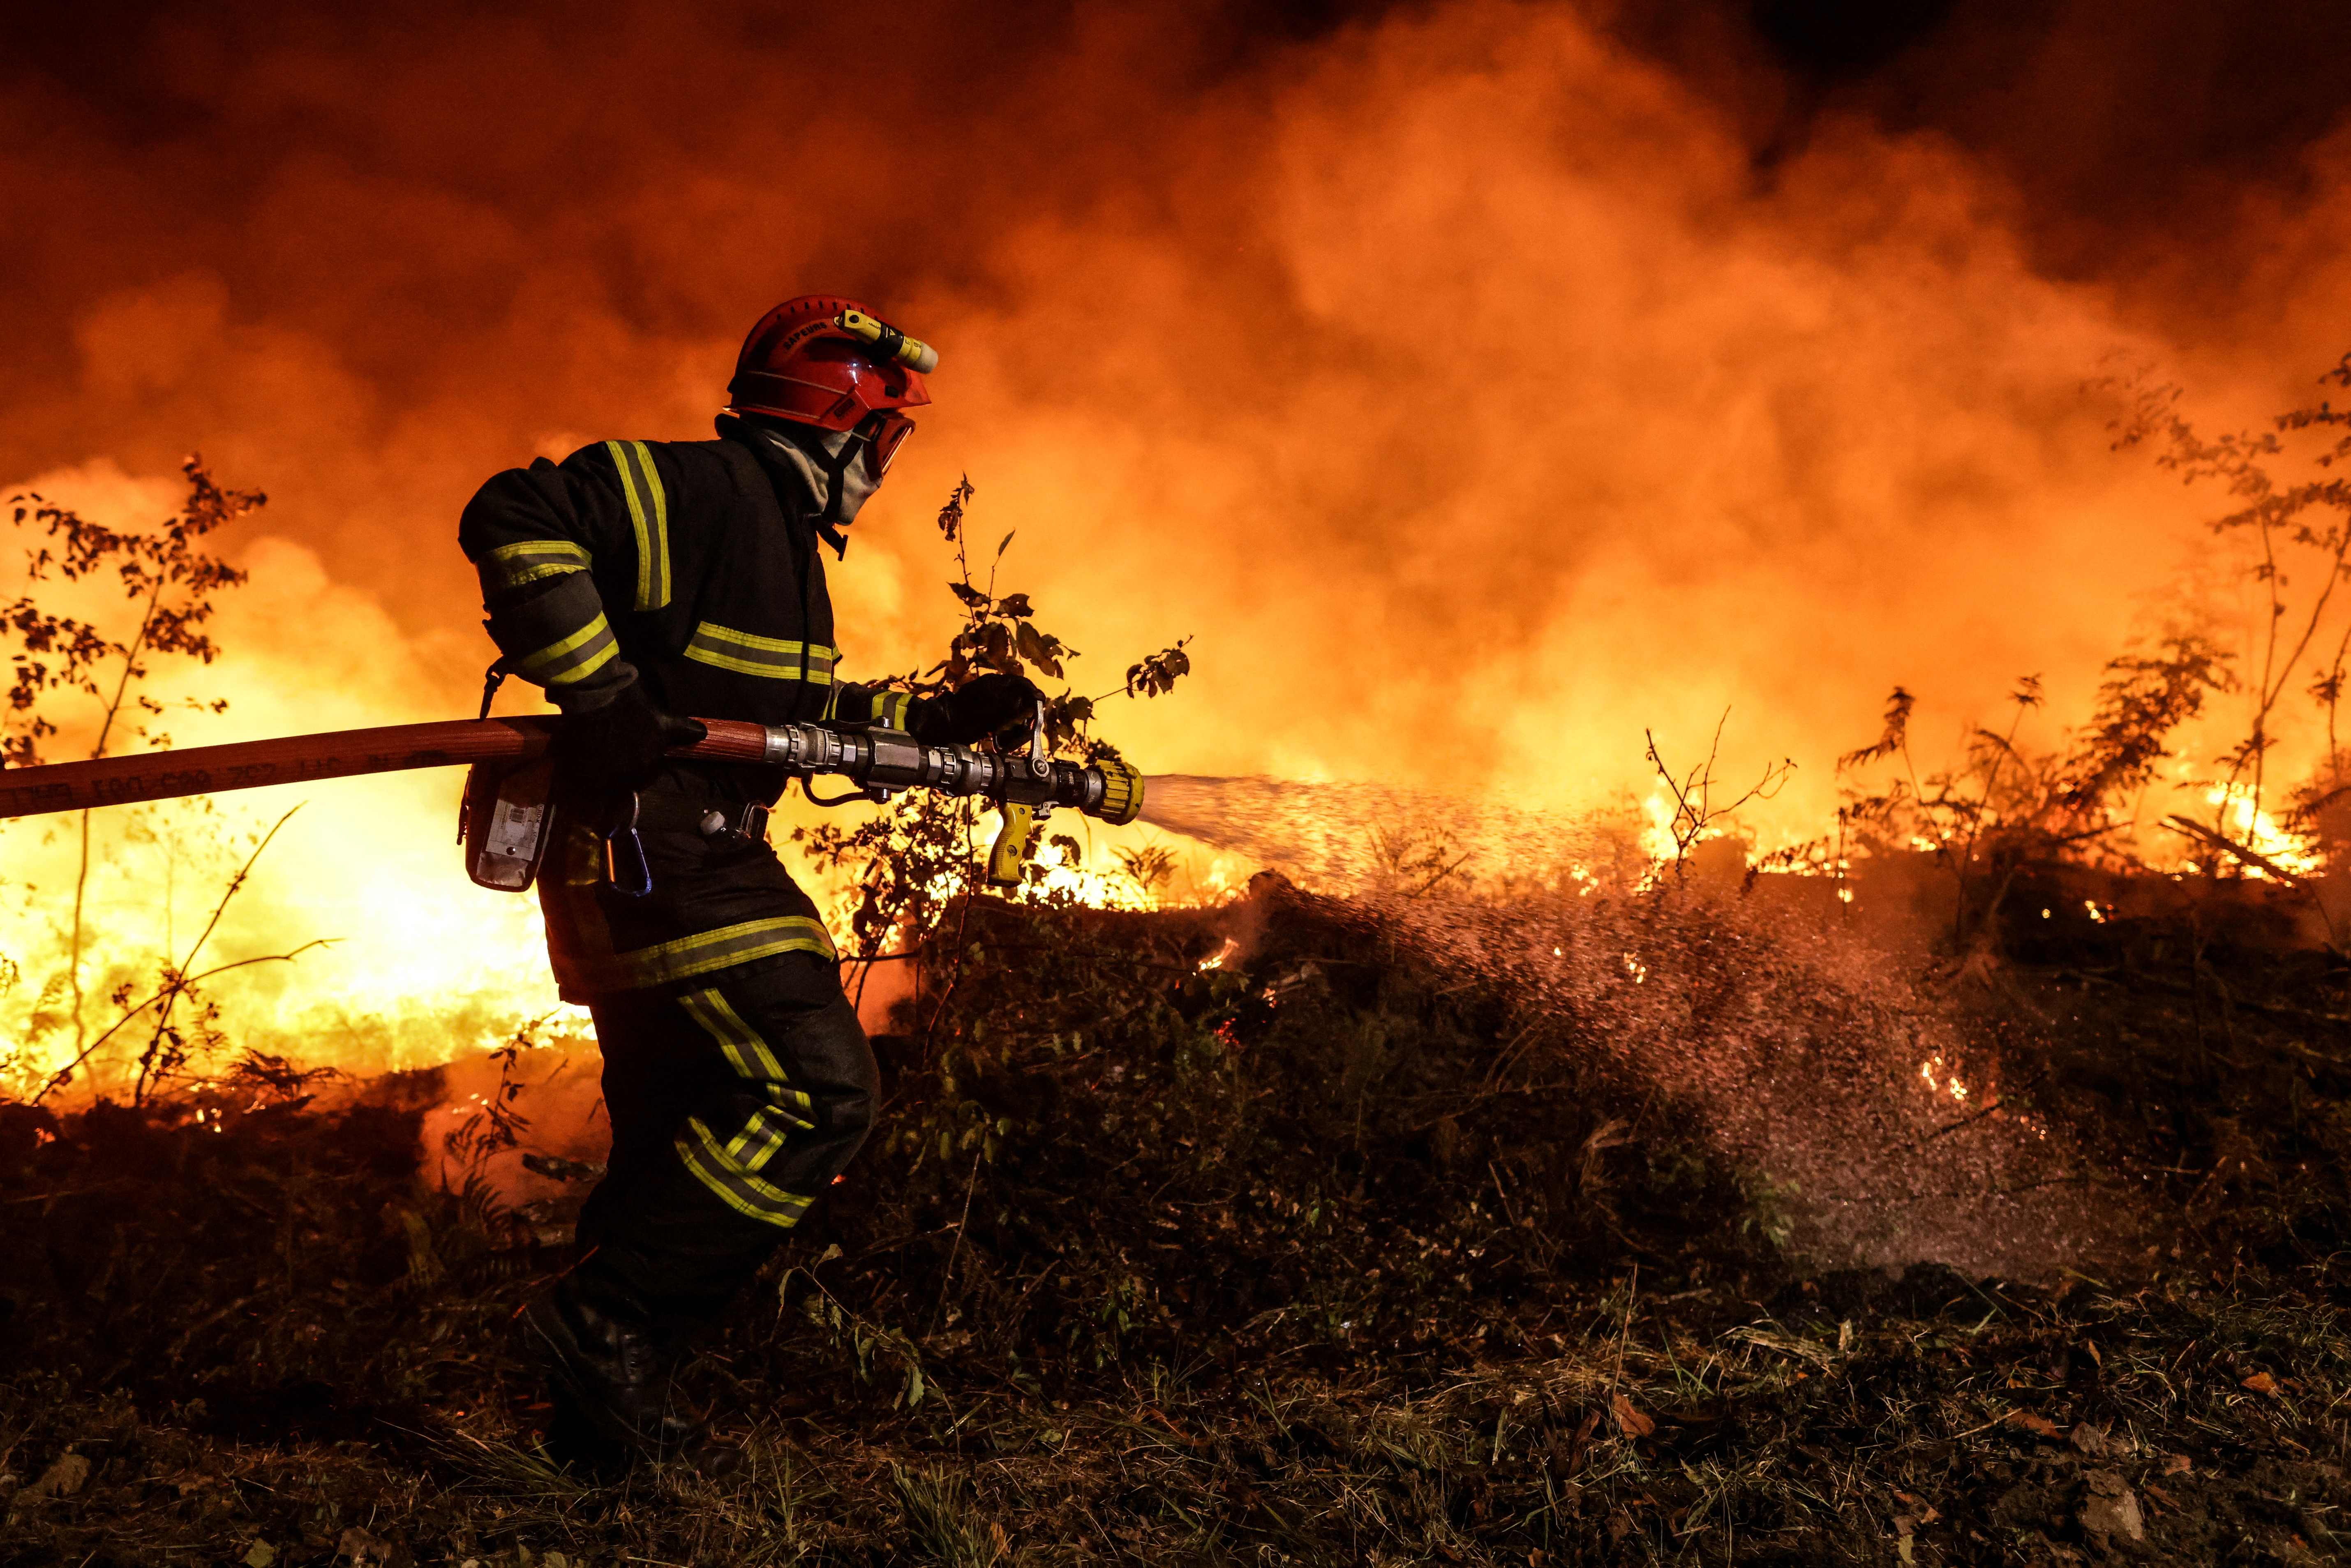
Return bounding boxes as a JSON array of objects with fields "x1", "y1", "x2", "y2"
[{"x1": 1096, "y1": 759, "x2": 1144, "y2": 827}]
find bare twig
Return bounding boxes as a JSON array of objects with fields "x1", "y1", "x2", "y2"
[
  {"x1": 35, "y1": 939, "x2": 337, "y2": 1104},
  {"x1": 1644, "y1": 711, "x2": 1794, "y2": 872}
]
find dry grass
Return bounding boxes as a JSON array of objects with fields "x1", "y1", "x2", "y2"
[{"x1": 6, "y1": 876, "x2": 2351, "y2": 1564}]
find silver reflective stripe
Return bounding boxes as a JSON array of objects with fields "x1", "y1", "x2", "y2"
[
  {"x1": 481, "y1": 538, "x2": 591, "y2": 593},
  {"x1": 590, "y1": 915, "x2": 836, "y2": 992}
]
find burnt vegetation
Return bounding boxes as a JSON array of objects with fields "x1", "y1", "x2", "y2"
[
  {"x1": 8, "y1": 882, "x2": 2351, "y2": 1566},
  {"x1": 11, "y1": 388, "x2": 2351, "y2": 1566}
]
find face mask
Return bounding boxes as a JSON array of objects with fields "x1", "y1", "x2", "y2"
[{"x1": 753, "y1": 416, "x2": 909, "y2": 528}]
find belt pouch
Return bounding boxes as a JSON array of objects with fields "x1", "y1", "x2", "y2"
[{"x1": 462, "y1": 756, "x2": 559, "y2": 891}]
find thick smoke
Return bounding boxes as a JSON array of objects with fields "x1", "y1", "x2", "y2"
[{"x1": 5, "y1": 1, "x2": 2347, "y2": 808}]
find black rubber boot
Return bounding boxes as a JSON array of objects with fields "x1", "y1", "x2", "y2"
[{"x1": 521, "y1": 1279, "x2": 738, "y2": 1475}]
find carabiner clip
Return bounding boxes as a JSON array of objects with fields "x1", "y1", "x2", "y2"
[
  {"x1": 476, "y1": 654, "x2": 514, "y2": 721},
  {"x1": 605, "y1": 791, "x2": 654, "y2": 898}
]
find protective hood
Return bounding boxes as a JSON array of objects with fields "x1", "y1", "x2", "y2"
[{"x1": 722, "y1": 416, "x2": 881, "y2": 557}]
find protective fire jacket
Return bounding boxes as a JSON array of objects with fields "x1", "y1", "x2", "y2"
[{"x1": 457, "y1": 421, "x2": 903, "y2": 1002}]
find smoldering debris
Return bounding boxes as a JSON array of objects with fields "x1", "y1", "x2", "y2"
[{"x1": 1146, "y1": 775, "x2": 2141, "y2": 1277}]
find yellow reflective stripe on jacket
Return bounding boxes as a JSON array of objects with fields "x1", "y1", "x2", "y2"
[
  {"x1": 595, "y1": 915, "x2": 836, "y2": 991},
  {"x1": 681, "y1": 622, "x2": 838, "y2": 683},
  {"x1": 517, "y1": 612, "x2": 619, "y2": 686},
  {"x1": 604, "y1": 439, "x2": 671, "y2": 611},
  {"x1": 480, "y1": 538, "x2": 591, "y2": 593},
  {"x1": 873, "y1": 690, "x2": 911, "y2": 730},
  {"x1": 676, "y1": 1116, "x2": 814, "y2": 1229}
]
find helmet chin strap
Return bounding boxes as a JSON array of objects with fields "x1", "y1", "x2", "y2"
[{"x1": 743, "y1": 420, "x2": 880, "y2": 557}]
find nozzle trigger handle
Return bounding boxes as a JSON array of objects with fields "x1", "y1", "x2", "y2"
[{"x1": 986, "y1": 801, "x2": 1038, "y2": 889}]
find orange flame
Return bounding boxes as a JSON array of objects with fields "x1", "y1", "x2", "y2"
[{"x1": 3, "y1": 4, "x2": 2349, "y2": 1090}]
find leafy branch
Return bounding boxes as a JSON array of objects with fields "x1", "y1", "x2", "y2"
[
  {"x1": 1828, "y1": 636, "x2": 2236, "y2": 954},
  {"x1": 2109, "y1": 359, "x2": 2351, "y2": 844},
  {"x1": 5, "y1": 457, "x2": 259, "y2": 1053},
  {"x1": 891, "y1": 476, "x2": 1192, "y2": 759},
  {"x1": 802, "y1": 476, "x2": 1199, "y2": 1016}
]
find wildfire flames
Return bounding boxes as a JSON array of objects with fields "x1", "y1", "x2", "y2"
[{"x1": 5, "y1": 2, "x2": 2351, "y2": 1100}]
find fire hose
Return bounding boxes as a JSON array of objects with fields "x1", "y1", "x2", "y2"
[{"x1": 0, "y1": 712, "x2": 1145, "y2": 889}]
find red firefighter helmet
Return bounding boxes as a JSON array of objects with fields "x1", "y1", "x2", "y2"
[{"x1": 725, "y1": 295, "x2": 934, "y2": 436}]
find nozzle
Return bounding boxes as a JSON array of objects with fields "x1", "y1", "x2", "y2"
[
  {"x1": 835, "y1": 309, "x2": 938, "y2": 374},
  {"x1": 1092, "y1": 755, "x2": 1145, "y2": 826}
]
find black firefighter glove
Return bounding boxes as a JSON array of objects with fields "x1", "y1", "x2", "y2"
[
  {"x1": 556, "y1": 674, "x2": 707, "y2": 792},
  {"x1": 909, "y1": 671, "x2": 1045, "y2": 747}
]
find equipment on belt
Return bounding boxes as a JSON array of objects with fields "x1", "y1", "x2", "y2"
[
  {"x1": 0, "y1": 712, "x2": 1146, "y2": 894},
  {"x1": 461, "y1": 754, "x2": 556, "y2": 891}
]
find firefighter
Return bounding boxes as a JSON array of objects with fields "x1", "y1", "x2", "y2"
[{"x1": 458, "y1": 296, "x2": 1038, "y2": 1468}]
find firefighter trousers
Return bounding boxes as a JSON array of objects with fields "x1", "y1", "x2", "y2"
[{"x1": 571, "y1": 950, "x2": 876, "y2": 1337}]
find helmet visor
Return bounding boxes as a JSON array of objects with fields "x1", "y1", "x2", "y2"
[{"x1": 862, "y1": 411, "x2": 915, "y2": 480}]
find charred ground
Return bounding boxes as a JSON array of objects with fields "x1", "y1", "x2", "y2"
[{"x1": 6, "y1": 875, "x2": 2351, "y2": 1566}]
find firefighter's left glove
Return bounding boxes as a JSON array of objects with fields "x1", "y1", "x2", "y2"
[
  {"x1": 556, "y1": 673, "x2": 707, "y2": 792},
  {"x1": 910, "y1": 671, "x2": 1044, "y2": 747}
]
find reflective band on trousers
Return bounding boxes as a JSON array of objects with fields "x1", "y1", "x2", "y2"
[
  {"x1": 605, "y1": 439, "x2": 672, "y2": 612},
  {"x1": 678, "y1": 987, "x2": 821, "y2": 1123},
  {"x1": 679, "y1": 987, "x2": 786, "y2": 1081},
  {"x1": 676, "y1": 1114, "x2": 815, "y2": 1229},
  {"x1": 582, "y1": 915, "x2": 836, "y2": 992},
  {"x1": 480, "y1": 538, "x2": 591, "y2": 593},
  {"x1": 681, "y1": 622, "x2": 838, "y2": 683},
  {"x1": 673, "y1": 986, "x2": 820, "y2": 1228},
  {"x1": 519, "y1": 612, "x2": 619, "y2": 686}
]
